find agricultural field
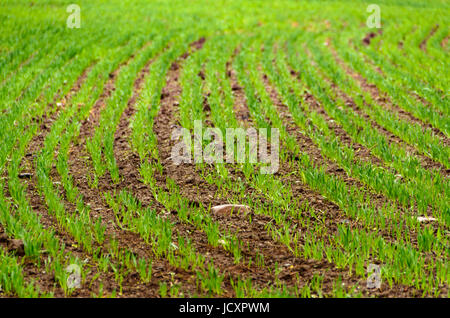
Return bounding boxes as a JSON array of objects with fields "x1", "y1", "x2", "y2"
[{"x1": 0, "y1": 0, "x2": 448, "y2": 299}]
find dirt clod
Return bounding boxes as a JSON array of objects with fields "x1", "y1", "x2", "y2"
[
  {"x1": 362, "y1": 32, "x2": 377, "y2": 45},
  {"x1": 8, "y1": 239, "x2": 25, "y2": 256}
]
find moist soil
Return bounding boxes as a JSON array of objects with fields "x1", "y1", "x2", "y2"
[{"x1": 3, "y1": 38, "x2": 446, "y2": 298}]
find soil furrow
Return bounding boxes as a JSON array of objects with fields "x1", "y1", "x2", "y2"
[
  {"x1": 261, "y1": 69, "x2": 445, "y2": 242},
  {"x1": 420, "y1": 25, "x2": 439, "y2": 52},
  {"x1": 150, "y1": 51, "x2": 363, "y2": 296},
  {"x1": 139, "y1": 40, "x2": 373, "y2": 296},
  {"x1": 293, "y1": 55, "x2": 391, "y2": 172},
  {"x1": 63, "y1": 45, "x2": 205, "y2": 297},
  {"x1": 226, "y1": 62, "x2": 429, "y2": 296},
  {"x1": 263, "y1": 71, "x2": 392, "y2": 209},
  {"x1": 313, "y1": 53, "x2": 448, "y2": 174},
  {"x1": 0, "y1": 224, "x2": 59, "y2": 297},
  {"x1": 9, "y1": 64, "x2": 112, "y2": 297},
  {"x1": 334, "y1": 46, "x2": 449, "y2": 145},
  {"x1": 149, "y1": 39, "x2": 298, "y2": 295}
]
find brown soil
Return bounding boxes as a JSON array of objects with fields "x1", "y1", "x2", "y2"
[
  {"x1": 264, "y1": 69, "x2": 396, "y2": 209},
  {"x1": 110, "y1": 43, "x2": 407, "y2": 297},
  {"x1": 263, "y1": 65, "x2": 449, "y2": 241},
  {"x1": 320, "y1": 61, "x2": 447, "y2": 175},
  {"x1": 101, "y1": 38, "x2": 332, "y2": 297},
  {"x1": 420, "y1": 25, "x2": 439, "y2": 52},
  {"x1": 227, "y1": 57, "x2": 252, "y2": 126},
  {"x1": 0, "y1": 226, "x2": 25, "y2": 257},
  {"x1": 3, "y1": 36, "x2": 446, "y2": 298},
  {"x1": 146, "y1": 43, "x2": 311, "y2": 296},
  {"x1": 0, "y1": 224, "x2": 60, "y2": 297},
  {"x1": 148, "y1": 48, "x2": 428, "y2": 297},
  {"x1": 329, "y1": 44, "x2": 450, "y2": 151},
  {"x1": 225, "y1": 62, "x2": 434, "y2": 297},
  {"x1": 7, "y1": 64, "x2": 104, "y2": 297},
  {"x1": 64, "y1": 44, "x2": 203, "y2": 297}
]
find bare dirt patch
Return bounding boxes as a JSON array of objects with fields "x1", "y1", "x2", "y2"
[{"x1": 420, "y1": 24, "x2": 439, "y2": 52}]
